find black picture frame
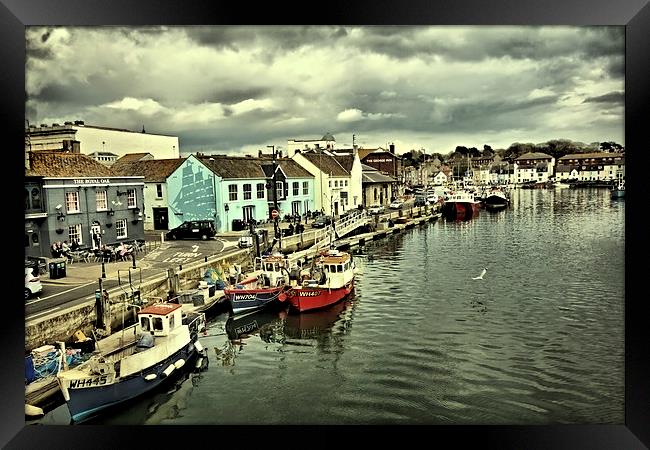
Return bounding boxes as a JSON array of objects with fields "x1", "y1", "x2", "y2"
[{"x1": 5, "y1": 1, "x2": 647, "y2": 448}]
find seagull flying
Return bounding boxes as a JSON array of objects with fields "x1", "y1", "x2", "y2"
[{"x1": 472, "y1": 267, "x2": 488, "y2": 280}]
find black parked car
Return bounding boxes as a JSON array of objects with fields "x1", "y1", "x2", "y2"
[
  {"x1": 166, "y1": 220, "x2": 216, "y2": 240},
  {"x1": 311, "y1": 215, "x2": 333, "y2": 228}
]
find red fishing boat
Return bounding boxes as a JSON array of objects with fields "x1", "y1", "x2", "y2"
[
  {"x1": 442, "y1": 190, "x2": 481, "y2": 219},
  {"x1": 285, "y1": 249, "x2": 355, "y2": 313}
]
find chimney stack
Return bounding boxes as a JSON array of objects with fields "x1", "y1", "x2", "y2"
[
  {"x1": 278, "y1": 150, "x2": 283, "y2": 159},
  {"x1": 258, "y1": 149, "x2": 263, "y2": 158},
  {"x1": 389, "y1": 144, "x2": 395, "y2": 154}
]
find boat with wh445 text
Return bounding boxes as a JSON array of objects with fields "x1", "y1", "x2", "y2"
[{"x1": 56, "y1": 302, "x2": 206, "y2": 423}]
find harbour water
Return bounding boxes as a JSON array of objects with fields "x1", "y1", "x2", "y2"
[{"x1": 38, "y1": 187, "x2": 625, "y2": 425}]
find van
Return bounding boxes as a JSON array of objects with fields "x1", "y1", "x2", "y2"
[{"x1": 166, "y1": 220, "x2": 216, "y2": 240}]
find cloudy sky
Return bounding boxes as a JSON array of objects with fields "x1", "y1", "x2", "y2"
[{"x1": 26, "y1": 26, "x2": 624, "y2": 156}]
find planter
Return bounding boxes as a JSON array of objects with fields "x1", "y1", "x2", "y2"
[
  {"x1": 105, "y1": 223, "x2": 113, "y2": 228},
  {"x1": 55, "y1": 228, "x2": 64, "y2": 234}
]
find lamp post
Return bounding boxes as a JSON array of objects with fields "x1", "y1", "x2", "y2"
[{"x1": 267, "y1": 145, "x2": 279, "y2": 239}]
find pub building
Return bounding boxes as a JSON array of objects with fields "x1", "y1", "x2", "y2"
[{"x1": 25, "y1": 151, "x2": 145, "y2": 258}]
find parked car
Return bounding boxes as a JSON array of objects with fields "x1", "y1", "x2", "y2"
[
  {"x1": 166, "y1": 220, "x2": 216, "y2": 240},
  {"x1": 25, "y1": 267, "x2": 43, "y2": 300},
  {"x1": 311, "y1": 215, "x2": 333, "y2": 228},
  {"x1": 238, "y1": 235, "x2": 254, "y2": 248},
  {"x1": 368, "y1": 205, "x2": 385, "y2": 215},
  {"x1": 389, "y1": 201, "x2": 404, "y2": 209}
]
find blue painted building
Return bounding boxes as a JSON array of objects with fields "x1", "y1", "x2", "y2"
[{"x1": 166, "y1": 154, "x2": 315, "y2": 232}]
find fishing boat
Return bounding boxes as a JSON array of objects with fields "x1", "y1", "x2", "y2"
[
  {"x1": 285, "y1": 249, "x2": 355, "y2": 313},
  {"x1": 442, "y1": 190, "x2": 481, "y2": 219},
  {"x1": 611, "y1": 180, "x2": 625, "y2": 199},
  {"x1": 483, "y1": 187, "x2": 510, "y2": 211},
  {"x1": 223, "y1": 253, "x2": 290, "y2": 316},
  {"x1": 57, "y1": 303, "x2": 206, "y2": 423}
]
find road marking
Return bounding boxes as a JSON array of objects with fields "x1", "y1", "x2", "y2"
[
  {"x1": 192, "y1": 245, "x2": 199, "y2": 252},
  {"x1": 28, "y1": 281, "x2": 96, "y2": 305},
  {"x1": 30, "y1": 306, "x2": 61, "y2": 319}
]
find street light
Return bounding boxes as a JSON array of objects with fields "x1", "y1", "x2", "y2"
[{"x1": 267, "y1": 145, "x2": 279, "y2": 239}]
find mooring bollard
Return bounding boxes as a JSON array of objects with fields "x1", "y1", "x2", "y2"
[
  {"x1": 132, "y1": 252, "x2": 136, "y2": 269},
  {"x1": 101, "y1": 262, "x2": 106, "y2": 279}
]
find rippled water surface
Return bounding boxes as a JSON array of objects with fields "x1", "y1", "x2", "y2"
[{"x1": 44, "y1": 188, "x2": 625, "y2": 425}]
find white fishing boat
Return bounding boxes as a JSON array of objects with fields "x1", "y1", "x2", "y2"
[
  {"x1": 611, "y1": 180, "x2": 625, "y2": 199},
  {"x1": 57, "y1": 303, "x2": 206, "y2": 422}
]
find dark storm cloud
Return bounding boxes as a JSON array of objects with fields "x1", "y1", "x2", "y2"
[
  {"x1": 583, "y1": 91, "x2": 624, "y2": 104},
  {"x1": 207, "y1": 87, "x2": 270, "y2": 104},
  {"x1": 185, "y1": 26, "x2": 350, "y2": 53}
]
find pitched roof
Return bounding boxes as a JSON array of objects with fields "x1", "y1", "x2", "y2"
[
  {"x1": 334, "y1": 155, "x2": 354, "y2": 172},
  {"x1": 26, "y1": 151, "x2": 115, "y2": 177},
  {"x1": 362, "y1": 171, "x2": 396, "y2": 184},
  {"x1": 515, "y1": 152, "x2": 553, "y2": 160},
  {"x1": 277, "y1": 159, "x2": 314, "y2": 178},
  {"x1": 558, "y1": 152, "x2": 625, "y2": 160},
  {"x1": 301, "y1": 151, "x2": 350, "y2": 176},
  {"x1": 115, "y1": 152, "x2": 154, "y2": 163},
  {"x1": 198, "y1": 155, "x2": 266, "y2": 179},
  {"x1": 111, "y1": 158, "x2": 186, "y2": 182},
  {"x1": 197, "y1": 155, "x2": 313, "y2": 180}
]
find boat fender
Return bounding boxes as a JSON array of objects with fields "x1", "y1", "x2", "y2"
[
  {"x1": 195, "y1": 357, "x2": 204, "y2": 369},
  {"x1": 25, "y1": 404, "x2": 44, "y2": 417},
  {"x1": 162, "y1": 364, "x2": 175, "y2": 378},
  {"x1": 144, "y1": 373, "x2": 157, "y2": 381},
  {"x1": 194, "y1": 340, "x2": 204, "y2": 353},
  {"x1": 174, "y1": 359, "x2": 185, "y2": 369}
]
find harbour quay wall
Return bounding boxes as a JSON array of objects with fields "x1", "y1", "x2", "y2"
[{"x1": 25, "y1": 249, "x2": 251, "y2": 352}]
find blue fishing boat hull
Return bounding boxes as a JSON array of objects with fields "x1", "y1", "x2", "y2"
[
  {"x1": 66, "y1": 342, "x2": 197, "y2": 423},
  {"x1": 224, "y1": 286, "x2": 286, "y2": 315}
]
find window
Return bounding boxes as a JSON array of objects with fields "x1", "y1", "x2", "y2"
[
  {"x1": 156, "y1": 184, "x2": 163, "y2": 198},
  {"x1": 229, "y1": 184, "x2": 238, "y2": 201},
  {"x1": 169, "y1": 314, "x2": 175, "y2": 330},
  {"x1": 153, "y1": 317, "x2": 163, "y2": 331},
  {"x1": 66, "y1": 191, "x2": 80, "y2": 213},
  {"x1": 344, "y1": 180, "x2": 348, "y2": 187},
  {"x1": 24, "y1": 189, "x2": 29, "y2": 210},
  {"x1": 293, "y1": 182, "x2": 299, "y2": 196},
  {"x1": 257, "y1": 183, "x2": 265, "y2": 199},
  {"x1": 116, "y1": 219, "x2": 127, "y2": 239},
  {"x1": 276, "y1": 181, "x2": 284, "y2": 199},
  {"x1": 96, "y1": 190, "x2": 107, "y2": 211},
  {"x1": 127, "y1": 189, "x2": 136, "y2": 208},
  {"x1": 374, "y1": 188, "x2": 378, "y2": 201},
  {"x1": 341, "y1": 191, "x2": 348, "y2": 206},
  {"x1": 243, "y1": 184, "x2": 252, "y2": 200},
  {"x1": 303, "y1": 181, "x2": 308, "y2": 195},
  {"x1": 32, "y1": 233, "x2": 39, "y2": 244},
  {"x1": 329, "y1": 181, "x2": 331, "y2": 187},
  {"x1": 31, "y1": 188, "x2": 41, "y2": 209},
  {"x1": 68, "y1": 224, "x2": 82, "y2": 245},
  {"x1": 140, "y1": 317, "x2": 150, "y2": 331},
  {"x1": 335, "y1": 180, "x2": 338, "y2": 187}
]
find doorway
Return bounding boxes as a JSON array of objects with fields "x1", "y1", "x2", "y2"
[
  {"x1": 153, "y1": 207, "x2": 169, "y2": 230},
  {"x1": 90, "y1": 223, "x2": 102, "y2": 250}
]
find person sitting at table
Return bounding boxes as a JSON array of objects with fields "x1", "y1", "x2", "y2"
[{"x1": 70, "y1": 240, "x2": 80, "y2": 251}]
